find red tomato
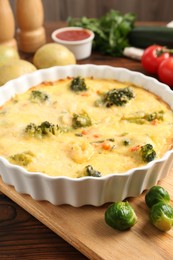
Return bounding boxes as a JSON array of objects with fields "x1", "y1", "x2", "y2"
[
  {"x1": 141, "y1": 45, "x2": 170, "y2": 74},
  {"x1": 158, "y1": 57, "x2": 173, "y2": 87}
]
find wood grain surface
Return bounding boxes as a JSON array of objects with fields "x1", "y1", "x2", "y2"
[
  {"x1": 10, "y1": 0, "x2": 173, "y2": 22},
  {"x1": 0, "y1": 191, "x2": 87, "y2": 260},
  {"x1": 0, "y1": 171, "x2": 173, "y2": 260}
]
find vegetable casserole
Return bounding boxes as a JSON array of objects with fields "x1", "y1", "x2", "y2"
[{"x1": 0, "y1": 73, "x2": 173, "y2": 178}]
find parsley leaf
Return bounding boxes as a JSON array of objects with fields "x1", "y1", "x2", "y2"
[{"x1": 68, "y1": 10, "x2": 136, "y2": 56}]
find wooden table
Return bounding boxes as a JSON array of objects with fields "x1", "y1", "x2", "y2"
[{"x1": 0, "y1": 22, "x2": 173, "y2": 260}]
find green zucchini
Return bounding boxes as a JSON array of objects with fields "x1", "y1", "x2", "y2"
[{"x1": 129, "y1": 26, "x2": 173, "y2": 48}]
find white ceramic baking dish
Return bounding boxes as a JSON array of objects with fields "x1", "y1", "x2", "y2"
[{"x1": 0, "y1": 64, "x2": 173, "y2": 207}]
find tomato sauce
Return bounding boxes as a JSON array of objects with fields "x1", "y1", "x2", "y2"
[{"x1": 56, "y1": 30, "x2": 91, "y2": 41}]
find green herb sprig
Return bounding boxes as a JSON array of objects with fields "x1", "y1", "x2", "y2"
[{"x1": 68, "y1": 10, "x2": 136, "y2": 56}]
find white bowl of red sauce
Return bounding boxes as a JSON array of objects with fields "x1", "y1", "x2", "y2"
[{"x1": 51, "y1": 27, "x2": 95, "y2": 60}]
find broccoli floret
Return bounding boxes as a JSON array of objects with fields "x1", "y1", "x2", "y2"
[
  {"x1": 9, "y1": 151, "x2": 34, "y2": 166},
  {"x1": 25, "y1": 121, "x2": 60, "y2": 138},
  {"x1": 37, "y1": 121, "x2": 58, "y2": 135},
  {"x1": 85, "y1": 165, "x2": 102, "y2": 177},
  {"x1": 70, "y1": 76, "x2": 88, "y2": 92},
  {"x1": 25, "y1": 123, "x2": 38, "y2": 136},
  {"x1": 122, "y1": 110, "x2": 164, "y2": 124},
  {"x1": 123, "y1": 139, "x2": 130, "y2": 146},
  {"x1": 145, "y1": 110, "x2": 164, "y2": 121},
  {"x1": 102, "y1": 87, "x2": 135, "y2": 107},
  {"x1": 72, "y1": 112, "x2": 92, "y2": 129},
  {"x1": 30, "y1": 90, "x2": 49, "y2": 103},
  {"x1": 140, "y1": 144, "x2": 156, "y2": 162}
]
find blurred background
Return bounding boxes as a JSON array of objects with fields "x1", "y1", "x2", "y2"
[{"x1": 10, "y1": 0, "x2": 173, "y2": 22}]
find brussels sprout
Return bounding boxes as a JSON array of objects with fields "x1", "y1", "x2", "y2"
[
  {"x1": 149, "y1": 202, "x2": 173, "y2": 231},
  {"x1": 105, "y1": 201, "x2": 137, "y2": 231},
  {"x1": 145, "y1": 186, "x2": 170, "y2": 208}
]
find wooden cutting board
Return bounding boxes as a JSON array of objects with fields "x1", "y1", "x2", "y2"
[{"x1": 0, "y1": 171, "x2": 173, "y2": 260}]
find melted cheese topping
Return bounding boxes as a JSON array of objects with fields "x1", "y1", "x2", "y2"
[{"x1": 0, "y1": 77, "x2": 173, "y2": 178}]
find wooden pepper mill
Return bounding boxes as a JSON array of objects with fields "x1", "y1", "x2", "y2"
[
  {"x1": 0, "y1": 0, "x2": 17, "y2": 48},
  {"x1": 15, "y1": 0, "x2": 46, "y2": 53}
]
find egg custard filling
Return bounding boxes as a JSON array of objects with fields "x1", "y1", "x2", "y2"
[{"x1": 0, "y1": 76, "x2": 173, "y2": 178}]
